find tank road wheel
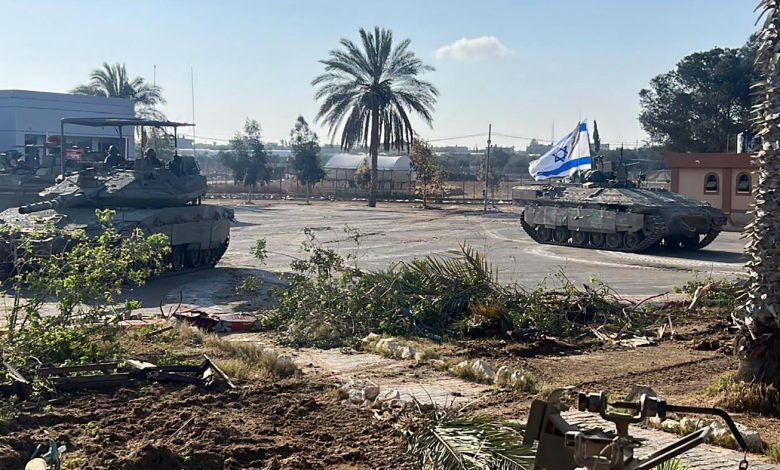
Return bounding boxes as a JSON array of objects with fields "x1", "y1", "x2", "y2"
[
  {"x1": 536, "y1": 226, "x2": 553, "y2": 243},
  {"x1": 623, "y1": 232, "x2": 643, "y2": 251},
  {"x1": 681, "y1": 236, "x2": 700, "y2": 251},
  {"x1": 590, "y1": 232, "x2": 606, "y2": 248},
  {"x1": 552, "y1": 227, "x2": 570, "y2": 244},
  {"x1": 571, "y1": 231, "x2": 589, "y2": 246},
  {"x1": 170, "y1": 246, "x2": 185, "y2": 272},
  {"x1": 202, "y1": 249, "x2": 215, "y2": 266},
  {"x1": 188, "y1": 249, "x2": 204, "y2": 268},
  {"x1": 606, "y1": 233, "x2": 624, "y2": 250}
]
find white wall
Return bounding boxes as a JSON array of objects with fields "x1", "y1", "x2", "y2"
[{"x1": 0, "y1": 90, "x2": 135, "y2": 157}]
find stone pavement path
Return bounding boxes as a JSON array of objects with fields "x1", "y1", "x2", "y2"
[
  {"x1": 295, "y1": 346, "x2": 780, "y2": 470},
  {"x1": 228, "y1": 334, "x2": 778, "y2": 470}
]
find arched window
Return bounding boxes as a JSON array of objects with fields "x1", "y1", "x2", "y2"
[
  {"x1": 736, "y1": 173, "x2": 751, "y2": 195},
  {"x1": 704, "y1": 173, "x2": 719, "y2": 194}
]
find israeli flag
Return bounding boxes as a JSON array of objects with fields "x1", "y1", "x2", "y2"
[{"x1": 529, "y1": 122, "x2": 592, "y2": 180}]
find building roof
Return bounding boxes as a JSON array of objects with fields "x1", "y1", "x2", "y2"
[
  {"x1": 666, "y1": 152, "x2": 755, "y2": 169},
  {"x1": 324, "y1": 153, "x2": 412, "y2": 170}
]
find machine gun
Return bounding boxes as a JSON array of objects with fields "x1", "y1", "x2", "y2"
[{"x1": 523, "y1": 388, "x2": 749, "y2": 470}]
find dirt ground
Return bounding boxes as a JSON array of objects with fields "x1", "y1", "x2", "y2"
[
  {"x1": 0, "y1": 379, "x2": 415, "y2": 470},
  {"x1": 2, "y1": 315, "x2": 779, "y2": 469},
  {"x1": 1, "y1": 201, "x2": 776, "y2": 468}
]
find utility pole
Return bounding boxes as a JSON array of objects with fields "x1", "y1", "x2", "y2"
[
  {"x1": 191, "y1": 67, "x2": 197, "y2": 159},
  {"x1": 483, "y1": 124, "x2": 492, "y2": 212}
]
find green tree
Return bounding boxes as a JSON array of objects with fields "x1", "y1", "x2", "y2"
[
  {"x1": 1, "y1": 209, "x2": 168, "y2": 365},
  {"x1": 290, "y1": 116, "x2": 326, "y2": 204},
  {"x1": 479, "y1": 150, "x2": 505, "y2": 199},
  {"x1": 219, "y1": 119, "x2": 272, "y2": 202},
  {"x1": 354, "y1": 160, "x2": 371, "y2": 190},
  {"x1": 410, "y1": 139, "x2": 446, "y2": 207},
  {"x1": 638, "y1": 39, "x2": 756, "y2": 152},
  {"x1": 312, "y1": 27, "x2": 438, "y2": 208},
  {"x1": 734, "y1": 1, "x2": 780, "y2": 387},
  {"x1": 71, "y1": 62, "x2": 165, "y2": 121}
]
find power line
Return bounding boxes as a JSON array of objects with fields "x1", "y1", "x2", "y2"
[{"x1": 427, "y1": 132, "x2": 489, "y2": 142}]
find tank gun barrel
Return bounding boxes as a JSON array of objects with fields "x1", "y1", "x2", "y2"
[
  {"x1": 18, "y1": 197, "x2": 63, "y2": 214},
  {"x1": 18, "y1": 194, "x2": 86, "y2": 214}
]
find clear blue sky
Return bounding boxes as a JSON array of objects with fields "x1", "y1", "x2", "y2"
[{"x1": 0, "y1": 0, "x2": 758, "y2": 149}]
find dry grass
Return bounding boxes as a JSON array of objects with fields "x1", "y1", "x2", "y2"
[
  {"x1": 707, "y1": 373, "x2": 780, "y2": 415},
  {"x1": 767, "y1": 441, "x2": 780, "y2": 464},
  {"x1": 122, "y1": 324, "x2": 297, "y2": 381}
]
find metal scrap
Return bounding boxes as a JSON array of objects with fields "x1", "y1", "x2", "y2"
[
  {"x1": 32, "y1": 355, "x2": 234, "y2": 393},
  {"x1": 174, "y1": 308, "x2": 262, "y2": 333}
]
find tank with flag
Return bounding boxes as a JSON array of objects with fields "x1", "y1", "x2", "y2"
[{"x1": 512, "y1": 121, "x2": 728, "y2": 253}]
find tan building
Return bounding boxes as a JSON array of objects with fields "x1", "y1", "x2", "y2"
[{"x1": 666, "y1": 152, "x2": 756, "y2": 229}]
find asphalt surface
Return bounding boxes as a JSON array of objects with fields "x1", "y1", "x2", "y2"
[{"x1": 127, "y1": 200, "x2": 747, "y2": 311}]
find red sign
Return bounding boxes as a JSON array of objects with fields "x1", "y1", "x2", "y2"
[{"x1": 64, "y1": 148, "x2": 83, "y2": 161}]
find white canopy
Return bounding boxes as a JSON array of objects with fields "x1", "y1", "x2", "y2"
[{"x1": 324, "y1": 153, "x2": 412, "y2": 171}]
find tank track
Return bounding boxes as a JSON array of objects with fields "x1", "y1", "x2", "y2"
[
  {"x1": 150, "y1": 245, "x2": 228, "y2": 279},
  {"x1": 0, "y1": 240, "x2": 229, "y2": 282},
  {"x1": 520, "y1": 210, "x2": 666, "y2": 253},
  {"x1": 697, "y1": 229, "x2": 721, "y2": 250}
]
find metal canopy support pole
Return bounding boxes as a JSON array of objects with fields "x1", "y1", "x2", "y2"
[
  {"x1": 60, "y1": 121, "x2": 65, "y2": 175},
  {"x1": 118, "y1": 127, "x2": 124, "y2": 157},
  {"x1": 483, "y1": 124, "x2": 492, "y2": 212}
]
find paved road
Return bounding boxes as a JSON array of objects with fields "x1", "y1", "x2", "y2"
[{"x1": 128, "y1": 200, "x2": 747, "y2": 310}]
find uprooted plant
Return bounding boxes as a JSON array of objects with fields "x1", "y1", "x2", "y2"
[
  {"x1": 0, "y1": 209, "x2": 169, "y2": 391},
  {"x1": 404, "y1": 405, "x2": 536, "y2": 470},
  {"x1": 265, "y1": 227, "x2": 671, "y2": 348}
]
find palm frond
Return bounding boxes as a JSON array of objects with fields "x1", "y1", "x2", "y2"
[{"x1": 407, "y1": 408, "x2": 536, "y2": 470}]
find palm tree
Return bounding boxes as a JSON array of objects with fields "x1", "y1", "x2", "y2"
[
  {"x1": 312, "y1": 27, "x2": 438, "y2": 207},
  {"x1": 734, "y1": 1, "x2": 780, "y2": 387},
  {"x1": 72, "y1": 62, "x2": 165, "y2": 120}
]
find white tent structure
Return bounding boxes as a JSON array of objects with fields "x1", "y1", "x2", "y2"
[
  {"x1": 324, "y1": 153, "x2": 414, "y2": 183},
  {"x1": 322, "y1": 153, "x2": 415, "y2": 196}
]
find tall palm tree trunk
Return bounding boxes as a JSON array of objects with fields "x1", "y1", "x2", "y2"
[
  {"x1": 369, "y1": 107, "x2": 380, "y2": 208},
  {"x1": 735, "y1": 0, "x2": 780, "y2": 387}
]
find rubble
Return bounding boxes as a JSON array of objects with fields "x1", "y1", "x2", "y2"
[
  {"x1": 274, "y1": 354, "x2": 296, "y2": 375},
  {"x1": 471, "y1": 360, "x2": 494, "y2": 381},
  {"x1": 495, "y1": 365, "x2": 512, "y2": 387},
  {"x1": 173, "y1": 309, "x2": 262, "y2": 333},
  {"x1": 337, "y1": 379, "x2": 404, "y2": 410}
]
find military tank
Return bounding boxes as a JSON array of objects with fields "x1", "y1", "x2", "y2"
[
  {"x1": 0, "y1": 148, "x2": 233, "y2": 280},
  {"x1": 512, "y1": 163, "x2": 728, "y2": 253},
  {"x1": 0, "y1": 150, "x2": 59, "y2": 212}
]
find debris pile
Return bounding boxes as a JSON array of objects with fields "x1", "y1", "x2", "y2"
[
  {"x1": 338, "y1": 379, "x2": 407, "y2": 410},
  {"x1": 1, "y1": 354, "x2": 234, "y2": 402},
  {"x1": 648, "y1": 416, "x2": 762, "y2": 452},
  {"x1": 172, "y1": 308, "x2": 262, "y2": 333},
  {"x1": 368, "y1": 335, "x2": 425, "y2": 361}
]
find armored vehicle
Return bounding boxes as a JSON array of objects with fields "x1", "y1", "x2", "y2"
[
  {"x1": 0, "y1": 150, "x2": 60, "y2": 212},
  {"x1": 512, "y1": 163, "x2": 728, "y2": 253},
  {"x1": 0, "y1": 118, "x2": 233, "y2": 279}
]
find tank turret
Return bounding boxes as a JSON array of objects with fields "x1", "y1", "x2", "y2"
[{"x1": 18, "y1": 157, "x2": 206, "y2": 214}]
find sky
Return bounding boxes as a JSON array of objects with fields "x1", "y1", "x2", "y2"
[{"x1": 0, "y1": 0, "x2": 758, "y2": 150}]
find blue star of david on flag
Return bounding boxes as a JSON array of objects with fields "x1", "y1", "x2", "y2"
[{"x1": 553, "y1": 147, "x2": 568, "y2": 163}]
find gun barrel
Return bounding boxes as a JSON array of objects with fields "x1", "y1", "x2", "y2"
[{"x1": 18, "y1": 197, "x2": 63, "y2": 214}]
